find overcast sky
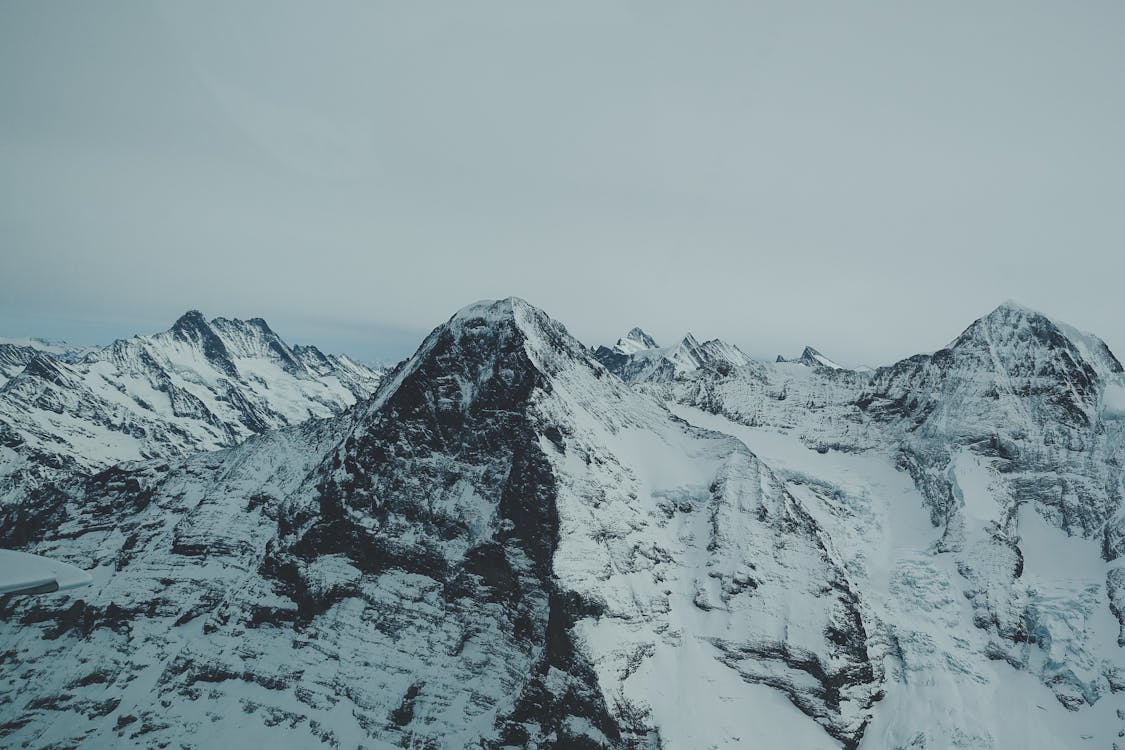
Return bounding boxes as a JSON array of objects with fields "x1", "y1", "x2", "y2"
[{"x1": 2, "y1": 2, "x2": 1124, "y2": 366}]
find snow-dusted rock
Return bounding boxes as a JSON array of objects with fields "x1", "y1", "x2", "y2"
[{"x1": 0, "y1": 312, "x2": 383, "y2": 503}]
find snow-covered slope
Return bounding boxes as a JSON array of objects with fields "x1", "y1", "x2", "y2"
[
  {"x1": 2, "y1": 298, "x2": 1124, "y2": 749},
  {"x1": 0, "y1": 299, "x2": 880, "y2": 749},
  {"x1": 0, "y1": 312, "x2": 383, "y2": 502},
  {"x1": 634, "y1": 301, "x2": 1125, "y2": 747}
]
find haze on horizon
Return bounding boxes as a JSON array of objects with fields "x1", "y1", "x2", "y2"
[{"x1": 2, "y1": 2, "x2": 1124, "y2": 368}]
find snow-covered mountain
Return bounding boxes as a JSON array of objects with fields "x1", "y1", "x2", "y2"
[
  {"x1": 0, "y1": 299, "x2": 876, "y2": 749},
  {"x1": 0, "y1": 312, "x2": 383, "y2": 502},
  {"x1": 611, "y1": 326, "x2": 659, "y2": 355},
  {"x1": 776, "y1": 345, "x2": 846, "y2": 370},
  {"x1": 592, "y1": 328, "x2": 755, "y2": 384},
  {"x1": 2, "y1": 298, "x2": 1124, "y2": 749},
  {"x1": 636, "y1": 300, "x2": 1125, "y2": 747}
]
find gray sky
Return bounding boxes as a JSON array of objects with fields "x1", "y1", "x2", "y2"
[{"x1": 2, "y1": 2, "x2": 1124, "y2": 367}]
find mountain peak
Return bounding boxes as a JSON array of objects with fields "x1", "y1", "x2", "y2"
[
  {"x1": 167, "y1": 310, "x2": 238, "y2": 377},
  {"x1": 679, "y1": 332, "x2": 702, "y2": 348},
  {"x1": 247, "y1": 317, "x2": 278, "y2": 336},
  {"x1": 449, "y1": 296, "x2": 531, "y2": 323},
  {"x1": 971, "y1": 303, "x2": 1121, "y2": 375},
  {"x1": 626, "y1": 326, "x2": 654, "y2": 341},
  {"x1": 977, "y1": 299, "x2": 1051, "y2": 328},
  {"x1": 359, "y1": 296, "x2": 588, "y2": 423},
  {"x1": 614, "y1": 327, "x2": 659, "y2": 354},
  {"x1": 777, "y1": 345, "x2": 844, "y2": 370},
  {"x1": 170, "y1": 309, "x2": 210, "y2": 335},
  {"x1": 440, "y1": 298, "x2": 565, "y2": 356}
]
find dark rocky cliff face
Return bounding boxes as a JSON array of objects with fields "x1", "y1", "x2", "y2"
[{"x1": 263, "y1": 303, "x2": 625, "y2": 748}]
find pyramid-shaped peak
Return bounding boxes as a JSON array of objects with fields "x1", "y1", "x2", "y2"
[
  {"x1": 959, "y1": 300, "x2": 1059, "y2": 344},
  {"x1": 170, "y1": 310, "x2": 210, "y2": 334},
  {"x1": 359, "y1": 297, "x2": 597, "y2": 419},
  {"x1": 164, "y1": 309, "x2": 238, "y2": 377},
  {"x1": 948, "y1": 300, "x2": 1123, "y2": 378},
  {"x1": 449, "y1": 296, "x2": 534, "y2": 322},
  {"x1": 979, "y1": 299, "x2": 1050, "y2": 325},
  {"x1": 612, "y1": 327, "x2": 659, "y2": 355},
  {"x1": 421, "y1": 297, "x2": 582, "y2": 367},
  {"x1": 776, "y1": 345, "x2": 844, "y2": 370},
  {"x1": 625, "y1": 327, "x2": 658, "y2": 347}
]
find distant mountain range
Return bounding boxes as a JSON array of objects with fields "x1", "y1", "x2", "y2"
[
  {"x1": 0, "y1": 311, "x2": 382, "y2": 503},
  {"x1": 1, "y1": 299, "x2": 1123, "y2": 749}
]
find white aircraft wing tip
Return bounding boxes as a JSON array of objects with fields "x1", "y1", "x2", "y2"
[{"x1": 0, "y1": 549, "x2": 94, "y2": 595}]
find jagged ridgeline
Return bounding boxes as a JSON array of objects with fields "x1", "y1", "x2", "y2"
[
  {"x1": 0, "y1": 312, "x2": 383, "y2": 504},
  {"x1": 1, "y1": 298, "x2": 1124, "y2": 749}
]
